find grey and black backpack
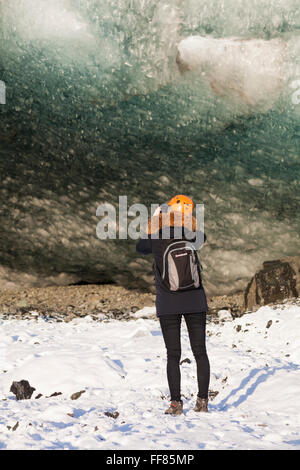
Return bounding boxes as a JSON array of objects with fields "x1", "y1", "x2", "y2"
[{"x1": 158, "y1": 239, "x2": 203, "y2": 292}]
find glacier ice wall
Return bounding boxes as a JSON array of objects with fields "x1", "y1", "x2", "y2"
[{"x1": 0, "y1": 0, "x2": 299, "y2": 294}]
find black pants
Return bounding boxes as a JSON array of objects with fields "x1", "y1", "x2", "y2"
[{"x1": 159, "y1": 313, "x2": 210, "y2": 401}]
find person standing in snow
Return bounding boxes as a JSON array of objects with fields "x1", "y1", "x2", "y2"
[{"x1": 136, "y1": 195, "x2": 210, "y2": 415}]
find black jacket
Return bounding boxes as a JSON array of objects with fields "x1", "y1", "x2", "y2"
[{"x1": 136, "y1": 226, "x2": 208, "y2": 316}]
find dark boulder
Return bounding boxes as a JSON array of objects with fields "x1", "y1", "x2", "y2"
[
  {"x1": 10, "y1": 380, "x2": 36, "y2": 400},
  {"x1": 244, "y1": 256, "x2": 300, "y2": 311}
]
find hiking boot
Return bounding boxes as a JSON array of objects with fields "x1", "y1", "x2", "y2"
[
  {"x1": 164, "y1": 400, "x2": 183, "y2": 416},
  {"x1": 193, "y1": 397, "x2": 208, "y2": 412}
]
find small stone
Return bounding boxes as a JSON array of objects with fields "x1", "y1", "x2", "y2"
[
  {"x1": 12, "y1": 421, "x2": 19, "y2": 431},
  {"x1": 86, "y1": 295, "x2": 101, "y2": 310},
  {"x1": 104, "y1": 411, "x2": 119, "y2": 419},
  {"x1": 266, "y1": 320, "x2": 272, "y2": 329},
  {"x1": 236, "y1": 325, "x2": 242, "y2": 332},
  {"x1": 110, "y1": 309, "x2": 122, "y2": 316},
  {"x1": 180, "y1": 358, "x2": 191, "y2": 365},
  {"x1": 70, "y1": 390, "x2": 86, "y2": 400},
  {"x1": 64, "y1": 316, "x2": 73, "y2": 323},
  {"x1": 48, "y1": 392, "x2": 62, "y2": 398},
  {"x1": 35, "y1": 394, "x2": 43, "y2": 399}
]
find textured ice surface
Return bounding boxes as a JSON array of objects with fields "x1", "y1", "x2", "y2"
[
  {"x1": 177, "y1": 36, "x2": 286, "y2": 107},
  {"x1": 0, "y1": 0, "x2": 299, "y2": 293}
]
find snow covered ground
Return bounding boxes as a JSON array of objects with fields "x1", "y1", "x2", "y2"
[{"x1": 0, "y1": 303, "x2": 300, "y2": 450}]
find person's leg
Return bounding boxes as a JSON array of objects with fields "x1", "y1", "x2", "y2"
[
  {"x1": 184, "y1": 313, "x2": 210, "y2": 399},
  {"x1": 159, "y1": 314, "x2": 182, "y2": 402}
]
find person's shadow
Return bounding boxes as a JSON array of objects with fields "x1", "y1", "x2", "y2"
[{"x1": 210, "y1": 360, "x2": 300, "y2": 412}]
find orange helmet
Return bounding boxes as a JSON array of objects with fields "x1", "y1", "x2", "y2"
[{"x1": 168, "y1": 194, "x2": 194, "y2": 214}]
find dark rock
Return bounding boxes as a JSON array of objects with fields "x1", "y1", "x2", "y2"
[
  {"x1": 236, "y1": 325, "x2": 242, "y2": 332},
  {"x1": 180, "y1": 358, "x2": 191, "y2": 365},
  {"x1": 10, "y1": 380, "x2": 36, "y2": 400},
  {"x1": 244, "y1": 256, "x2": 300, "y2": 311},
  {"x1": 48, "y1": 392, "x2": 62, "y2": 398},
  {"x1": 12, "y1": 421, "x2": 19, "y2": 431},
  {"x1": 104, "y1": 411, "x2": 119, "y2": 419},
  {"x1": 70, "y1": 390, "x2": 86, "y2": 400},
  {"x1": 19, "y1": 307, "x2": 29, "y2": 315},
  {"x1": 35, "y1": 394, "x2": 43, "y2": 399},
  {"x1": 231, "y1": 307, "x2": 243, "y2": 318},
  {"x1": 266, "y1": 320, "x2": 272, "y2": 329}
]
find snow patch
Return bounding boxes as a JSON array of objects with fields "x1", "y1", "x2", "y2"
[{"x1": 0, "y1": 303, "x2": 300, "y2": 449}]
